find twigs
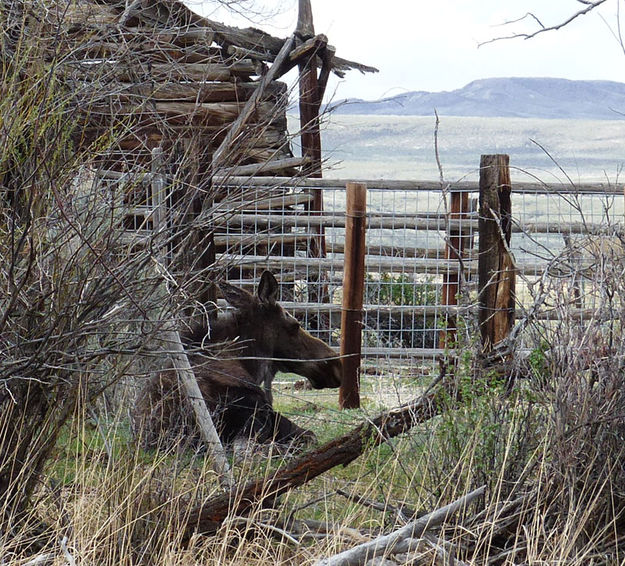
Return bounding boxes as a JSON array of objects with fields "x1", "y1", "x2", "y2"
[
  {"x1": 314, "y1": 486, "x2": 486, "y2": 566},
  {"x1": 336, "y1": 489, "x2": 415, "y2": 525},
  {"x1": 480, "y1": 0, "x2": 609, "y2": 46}
]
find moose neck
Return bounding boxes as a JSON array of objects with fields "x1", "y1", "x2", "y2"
[{"x1": 208, "y1": 309, "x2": 276, "y2": 385}]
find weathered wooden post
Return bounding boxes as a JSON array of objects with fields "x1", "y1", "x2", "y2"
[
  {"x1": 440, "y1": 188, "x2": 471, "y2": 349},
  {"x1": 478, "y1": 154, "x2": 516, "y2": 354},
  {"x1": 297, "y1": 0, "x2": 329, "y2": 314},
  {"x1": 340, "y1": 182, "x2": 367, "y2": 409}
]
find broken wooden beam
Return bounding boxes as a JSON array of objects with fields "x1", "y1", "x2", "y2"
[{"x1": 212, "y1": 35, "x2": 296, "y2": 171}]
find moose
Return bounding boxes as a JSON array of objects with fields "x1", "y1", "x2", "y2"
[{"x1": 134, "y1": 271, "x2": 342, "y2": 448}]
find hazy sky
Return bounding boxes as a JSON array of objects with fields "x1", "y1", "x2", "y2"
[{"x1": 188, "y1": 0, "x2": 625, "y2": 101}]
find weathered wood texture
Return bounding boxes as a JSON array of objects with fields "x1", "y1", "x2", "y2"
[
  {"x1": 440, "y1": 190, "x2": 471, "y2": 349},
  {"x1": 340, "y1": 183, "x2": 367, "y2": 409},
  {"x1": 315, "y1": 485, "x2": 486, "y2": 566},
  {"x1": 212, "y1": 35, "x2": 296, "y2": 171},
  {"x1": 478, "y1": 154, "x2": 516, "y2": 352},
  {"x1": 181, "y1": 375, "x2": 448, "y2": 541},
  {"x1": 298, "y1": 32, "x2": 326, "y2": 258},
  {"x1": 45, "y1": 0, "x2": 375, "y2": 182}
]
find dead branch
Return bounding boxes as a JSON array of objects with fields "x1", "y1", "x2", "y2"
[
  {"x1": 180, "y1": 373, "x2": 452, "y2": 541},
  {"x1": 336, "y1": 489, "x2": 415, "y2": 524},
  {"x1": 314, "y1": 486, "x2": 486, "y2": 566},
  {"x1": 480, "y1": 0, "x2": 609, "y2": 46}
]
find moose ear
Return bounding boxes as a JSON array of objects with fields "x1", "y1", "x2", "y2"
[
  {"x1": 257, "y1": 271, "x2": 279, "y2": 305},
  {"x1": 218, "y1": 281, "x2": 254, "y2": 309}
]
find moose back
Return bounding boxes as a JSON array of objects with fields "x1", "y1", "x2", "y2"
[{"x1": 133, "y1": 271, "x2": 342, "y2": 448}]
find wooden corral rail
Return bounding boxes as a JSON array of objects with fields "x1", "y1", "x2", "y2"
[{"x1": 213, "y1": 175, "x2": 624, "y2": 195}]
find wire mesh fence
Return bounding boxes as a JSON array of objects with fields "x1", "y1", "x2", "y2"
[
  {"x1": 211, "y1": 173, "x2": 624, "y2": 374},
  {"x1": 212, "y1": 176, "x2": 480, "y2": 375},
  {"x1": 109, "y1": 163, "x2": 625, "y2": 379}
]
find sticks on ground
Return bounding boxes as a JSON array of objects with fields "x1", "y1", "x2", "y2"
[
  {"x1": 181, "y1": 373, "x2": 452, "y2": 541},
  {"x1": 314, "y1": 486, "x2": 486, "y2": 566}
]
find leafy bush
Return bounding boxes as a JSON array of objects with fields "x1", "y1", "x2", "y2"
[{"x1": 364, "y1": 273, "x2": 440, "y2": 349}]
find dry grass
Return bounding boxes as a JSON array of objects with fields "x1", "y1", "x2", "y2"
[{"x1": 2, "y1": 2, "x2": 625, "y2": 564}]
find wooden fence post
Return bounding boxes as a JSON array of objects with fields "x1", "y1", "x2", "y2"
[
  {"x1": 440, "y1": 189, "x2": 471, "y2": 349},
  {"x1": 478, "y1": 154, "x2": 515, "y2": 354},
  {"x1": 340, "y1": 182, "x2": 367, "y2": 409}
]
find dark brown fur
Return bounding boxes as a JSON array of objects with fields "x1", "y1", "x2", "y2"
[{"x1": 134, "y1": 271, "x2": 342, "y2": 448}]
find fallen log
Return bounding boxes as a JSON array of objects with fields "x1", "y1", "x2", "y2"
[{"x1": 181, "y1": 373, "x2": 451, "y2": 541}]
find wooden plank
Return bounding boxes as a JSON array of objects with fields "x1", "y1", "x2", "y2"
[
  {"x1": 146, "y1": 101, "x2": 278, "y2": 124},
  {"x1": 212, "y1": 193, "x2": 313, "y2": 212},
  {"x1": 329, "y1": 242, "x2": 449, "y2": 259},
  {"x1": 212, "y1": 212, "x2": 477, "y2": 231},
  {"x1": 64, "y1": 41, "x2": 223, "y2": 64},
  {"x1": 216, "y1": 239, "x2": 452, "y2": 261},
  {"x1": 113, "y1": 80, "x2": 287, "y2": 103},
  {"x1": 214, "y1": 233, "x2": 313, "y2": 249},
  {"x1": 440, "y1": 190, "x2": 471, "y2": 349},
  {"x1": 215, "y1": 176, "x2": 623, "y2": 195},
  {"x1": 290, "y1": 34, "x2": 328, "y2": 62},
  {"x1": 217, "y1": 157, "x2": 310, "y2": 177},
  {"x1": 217, "y1": 254, "x2": 472, "y2": 274},
  {"x1": 213, "y1": 211, "x2": 615, "y2": 237},
  {"x1": 280, "y1": 302, "x2": 467, "y2": 316},
  {"x1": 70, "y1": 60, "x2": 257, "y2": 82}
]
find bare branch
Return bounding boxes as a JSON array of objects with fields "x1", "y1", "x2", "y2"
[{"x1": 480, "y1": 0, "x2": 609, "y2": 46}]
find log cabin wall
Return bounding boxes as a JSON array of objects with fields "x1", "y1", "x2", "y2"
[
  {"x1": 35, "y1": 0, "x2": 375, "y2": 263},
  {"x1": 59, "y1": 0, "x2": 294, "y2": 179}
]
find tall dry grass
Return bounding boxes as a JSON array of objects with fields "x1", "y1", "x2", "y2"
[{"x1": 1, "y1": 2, "x2": 625, "y2": 565}]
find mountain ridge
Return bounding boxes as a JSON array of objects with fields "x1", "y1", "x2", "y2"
[{"x1": 329, "y1": 77, "x2": 625, "y2": 120}]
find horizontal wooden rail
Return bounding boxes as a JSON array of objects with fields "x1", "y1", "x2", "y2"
[
  {"x1": 219, "y1": 253, "x2": 474, "y2": 273},
  {"x1": 219, "y1": 253, "x2": 593, "y2": 278},
  {"x1": 213, "y1": 213, "x2": 476, "y2": 231},
  {"x1": 213, "y1": 212, "x2": 617, "y2": 236},
  {"x1": 361, "y1": 347, "x2": 446, "y2": 358},
  {"x1": 106, "y1": 172, "x2": 623, "y2": 196},
  {"x1": 281, "y1": 302, "x2": 468, "y2": 316},
  {"x1": 213, "y1": 175, "x2": 624, "y2": 195},
  {"x1": 211, "y1": 193, "x2": 314, "y2": 212}
]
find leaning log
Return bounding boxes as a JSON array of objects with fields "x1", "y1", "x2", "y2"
[{"x1": 180, "y1": 374, "x2": 450, "y2": 541}]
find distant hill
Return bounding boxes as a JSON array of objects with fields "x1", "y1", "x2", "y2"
[{"x1": 329, "y1": 78, "x2": 625, "y2": 120}]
